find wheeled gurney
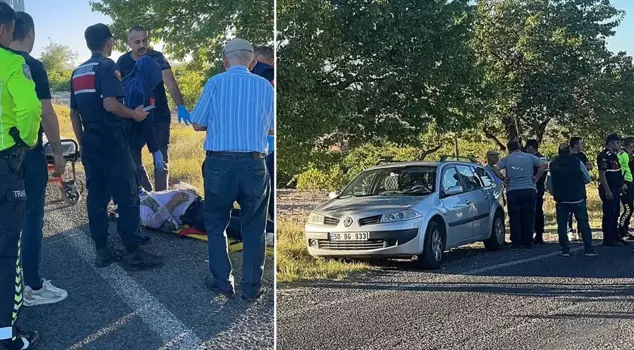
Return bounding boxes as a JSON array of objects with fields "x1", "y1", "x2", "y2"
[{"x1": 43, "y1": 137, "x2": 84, "y2": 205}]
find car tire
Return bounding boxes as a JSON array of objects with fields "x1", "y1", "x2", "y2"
[
  {"x1": 484, "y1": 210, "x2": 505, "y2": 251},
  {"x1": 417, "y1": 221, "x2": 445, "y2": 270}
]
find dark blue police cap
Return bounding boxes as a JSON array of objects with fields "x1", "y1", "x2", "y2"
[{"x1": 85, "y1": 23, "x2": 113, "y2": 49}]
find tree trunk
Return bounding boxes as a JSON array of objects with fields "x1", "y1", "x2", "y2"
[
  {"x1": 502, "y1": 115, "x2": 519, "y2": 142},
  {"x1": 534, "y1": 118, "x2": 551, "y2": 144},
  {"x1": 420, "y1": 144, "x2": 443, "y2": 161},
  {"x1": 483, "y1": 127, "x2": 507, "y2": 151}
]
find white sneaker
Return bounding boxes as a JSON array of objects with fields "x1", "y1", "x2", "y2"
[{"x1": 23, "y1": 279, "x2": 68, "y2": 307}]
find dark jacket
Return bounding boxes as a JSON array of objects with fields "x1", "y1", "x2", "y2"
[
  {"x1": 122, "y1": 56, "x2": 162, "y2": 153},
  {"x1": 533, "y1": 152, "x2": 547, "y2": 193},
  {"x1": 549, "y1": 154, "x2": 587, "y2": 203},
  {"x1": 251, "y1": 61, "x2": 274, "y2": 83}
]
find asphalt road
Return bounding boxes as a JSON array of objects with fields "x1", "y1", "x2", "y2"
[
  {"x1": 277, "y1": 240, "x2": 634, "y2": 350},
  {"x1": 18, "y1": 178, "x2": 274, "y2": 350}
]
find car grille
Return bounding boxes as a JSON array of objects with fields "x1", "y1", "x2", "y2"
[
  {"x1": 318, "y1": 240, "x2": 386, "y2": 250},
  {"x1": 323, "y1": 217, "x2": 340, "y2": 226},
  {"x1": 358, "y1": 215, "x2": 381, "y2": 226}
]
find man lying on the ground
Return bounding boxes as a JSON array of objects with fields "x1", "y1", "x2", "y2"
[{"x1": 138, "y1": 182, "x2": 274, "y2": 246}]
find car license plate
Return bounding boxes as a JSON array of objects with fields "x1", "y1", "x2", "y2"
[{"x1": 329, "y1": 232, "x2": 370, "y2": 241}]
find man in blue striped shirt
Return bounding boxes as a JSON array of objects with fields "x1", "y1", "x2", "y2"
[{"x1": 191, "y1": 38, "x2": 274, "y2": 302}]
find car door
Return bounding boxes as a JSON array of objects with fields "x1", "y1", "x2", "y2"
[
  {"x1": 439, "y1": 165, "x2": 474, "y2": 246},
  {"x1": 457, "y1": 164, "x2": 490, "y2": 238}
]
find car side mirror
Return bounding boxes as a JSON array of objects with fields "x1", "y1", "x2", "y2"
[
  {"x1": 328, "y1": 191, "x2": 340, "y2": 199},
  {"x1": 443, "y1": 185, "x2": 463, "y2": 197}
]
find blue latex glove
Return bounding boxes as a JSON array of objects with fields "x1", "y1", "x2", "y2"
[
  {"x1": 266, "y1": 135, "x2": 275, "y2": 155},
  {"x1": 177, "y1": 105, "x2": 191, "y2": 126},
  {"x1": 153, "y1": 151, "x2": 165, "y2": 170}
]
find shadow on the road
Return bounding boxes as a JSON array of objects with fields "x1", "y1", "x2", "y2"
[
  {"x1": 522, "y1": 310, "x2": 634, "y2": 320},
  {"x1": 287, "y1": 240, "x2": 634, "y2": 292},
  {"x1": 23, "y1": 219, "x2": 274, "y2": 350},
  {"x1": 291, "y1": 280, "x2": 634, "y2": 300}
]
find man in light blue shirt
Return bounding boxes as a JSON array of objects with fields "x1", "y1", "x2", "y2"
[{"x1": 191, "y1": 38, "x2": 274, "y2": 302}]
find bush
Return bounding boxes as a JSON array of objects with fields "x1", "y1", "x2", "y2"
[
  {"x1": 48, "y1": 70, "x2": 71, "y2": 92},
  {"x1": 296, "y1": 165, "x2": 348, "y2": 191},
  {"x1": 169, "y1": 65, "x2": 206, "y2": 110}
]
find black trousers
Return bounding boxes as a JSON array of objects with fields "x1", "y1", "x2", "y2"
[
  {"x1": 154, "y1": 122, "x2": 170, "y2": 191},
  {"x1": 619, "y1": 182, "x2": 634, "y2": 237},
  {"x1": 507, "y1": 189, "x2": 536, "y2": 246},
  {"x1": 0, "y1": 158, "x2": 26, "y2": 342},
  {"x1": 81, "y1": 129, "x2": 143, "y2": 251},
  {"x1": 567, "y1": 212, "x2": 576, "y2": 232},
  {"x1": 129, "y1": 140, "x2": 153, "y2": 192},
  {"x1": 534, "y1": 190, "x2": 545, "y2": 242},
  {"x1": 599, "y1": 186, "x2": 621, "y2": 244}
]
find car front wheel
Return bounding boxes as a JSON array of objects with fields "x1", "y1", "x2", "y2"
[{"x1": 417, "y1": 221, "x2": 445, "y2": 270}]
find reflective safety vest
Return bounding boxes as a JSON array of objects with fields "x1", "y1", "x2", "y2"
[
  {"x1": 618, "y1": 151, "x2": 633, "y2": 182},
  {"x1": 0, "y1": 46, "x2": 41, "y2": 151}
]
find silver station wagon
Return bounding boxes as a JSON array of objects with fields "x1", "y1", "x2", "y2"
[{"x1": 304, "y1": 157, "x2": 507, "y2": 269}]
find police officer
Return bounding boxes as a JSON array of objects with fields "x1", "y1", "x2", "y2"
[
  {"x1": 0, "y1": 3, "x2": 41, "y2": 348},
  {"x1": 69, "y1": 23, "x2": 164, "y2": 270},
  {"x1": 10, "y1": 11, "x2": 69, "y2": 307},
  {"x1": 597, "y1": 134, "x2": 626, "y2": 247}
]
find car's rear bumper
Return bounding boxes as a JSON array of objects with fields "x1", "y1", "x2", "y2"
[{"x1": 305, "y1": 225, "x2": 423, "y2": 258}]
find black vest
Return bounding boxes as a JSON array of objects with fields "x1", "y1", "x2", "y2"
[{"x1": 550, "y1": 154, "x2": 586, "y2": 203}]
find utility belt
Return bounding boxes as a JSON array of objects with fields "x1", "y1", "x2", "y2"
[{"x1": 0, "y1": 127, "x2": 29, "y2": 172}]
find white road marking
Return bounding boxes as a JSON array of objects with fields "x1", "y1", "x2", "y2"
[
  {"x1": 68, "y1": 310, "x2": 139, "y2": 350},
  {"x1": 53, "y1": 220, "x2": 204, "y2": 350},
  {"x1": 279, "y1": 245, "x2": 586, "y2": 320}
]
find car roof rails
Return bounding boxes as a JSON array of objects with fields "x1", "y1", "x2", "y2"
[
  {"x1": 375, "y1": 157, "x2": 396, "y2": 166},
  {"x1": 439, "y1": 155, "x2": 480, "y2": 164}
]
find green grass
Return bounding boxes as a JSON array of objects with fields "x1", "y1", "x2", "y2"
[
  {"x1": 277, "y1": 185, "x2": 607, "y2": 284},
  {"x1": 277, "y1": 216, "x2": 370, "y2": 283}
]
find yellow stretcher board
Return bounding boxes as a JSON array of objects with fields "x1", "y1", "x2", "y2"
[{"x1": 170, "y1": 227, "x2": 274, "y2": 257}]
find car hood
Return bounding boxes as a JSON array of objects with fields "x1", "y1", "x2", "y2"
[{"x1": 314, "y1": 195, "x2": 427, "y2": 219}]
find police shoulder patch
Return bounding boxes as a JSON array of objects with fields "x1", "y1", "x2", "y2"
[
  {"x1": 22, "y1": 64, "x2": 32, "y2": 80},
  {"x1": 114, "y1": 70, "x2": 121, "y2": 81}
]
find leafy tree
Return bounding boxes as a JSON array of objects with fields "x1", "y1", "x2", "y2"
[
  {"x1": 90, "y1": 0, "x2": 273, "y2": 70},
  {"x1": 39, "y1": 41, "x2": 78, "y2": 74},
  {"x1": 473, "y1": 0, "x2": 625, "y2": 143},
  {"x1": 277, "y1": 0, "x2": 487, "y2": 176},
  {"x1": 168, "y1": 65, "x2": 206, "y2": 110}
]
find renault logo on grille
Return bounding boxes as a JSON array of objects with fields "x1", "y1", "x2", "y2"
[{"x1": 343, "y1": 217, "x2": 353, "y2": 227}]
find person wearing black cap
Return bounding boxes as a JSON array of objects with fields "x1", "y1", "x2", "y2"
[
  {"x1": 68, "y1": 23, "x2": 164, "y2": 270},
  {"x1": 597, "y1": 133, "x2": 626, "y2": 246}
]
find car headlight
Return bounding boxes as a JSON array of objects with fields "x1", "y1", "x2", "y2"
[
  {"x1": 307, "y1": 213, "x2": 325, "y2": 225},
  {"x1": 381, "y1": 209, "x2": 421, "y2": 223}
]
